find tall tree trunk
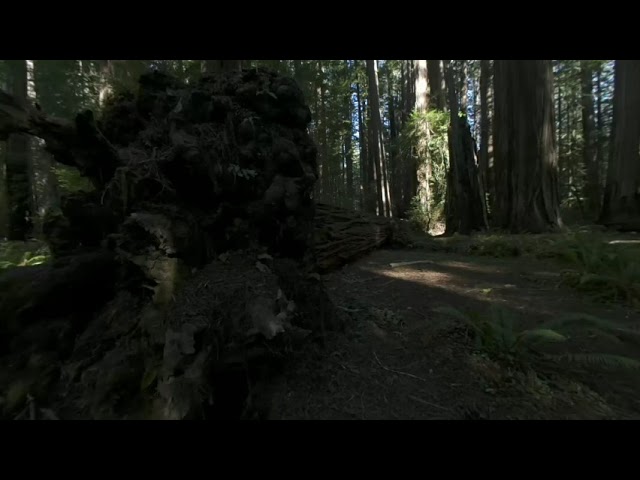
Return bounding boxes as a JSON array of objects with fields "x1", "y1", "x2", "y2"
[
  {"x1": 414, "y1": 60, "x2": 431, "y2": 216},
  {"x1": 387, "y1": 68, "x2": 402, "y2": 217},
  {"x1": 318, "y1": 61, "x2": 329, "y2": 198},
  {"x1": 5, "y1": 60, "x2": 33, "y2": 240},
  {"x1": 596, "y1": 66, "x2": 605, "y2": 193},
  {"x1": 344, "y1": 63, "x2": 354, "y2": 208},
  {"x1": 355, "y1": 73, "x2": 370, "y2": 212},
  {"x1": 581, "y1": 61, "x2": 600, "y2": 216},
  {"x1": 444, "y1": 61, "x2": 487, "y2": 235},
  {"x1": 427, "y1": 60, "x2": 446, "y2": 110},
  {"x1": 379, "y1": 119, "x2": 392, "y2": 217},
  {"x1": 493, "y1": 60, "x2": 562, "y2": 232},
  {"x1": 479, "y1": 60, "x2": 491, "y2": 218},
  {"x1": 366, "y1": 60, "x2": 386, "y2": 216},
  {"x1": 599, "y1": 60, "x2": 640, "y2": 229},
  {"x1": 458, "y1": 61, "x2": 468, "y2": 113},
  {"x1": 557, "y1": 67, "x2": 563, "y2": 184}
]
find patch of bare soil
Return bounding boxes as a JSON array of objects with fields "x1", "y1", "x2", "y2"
[{"x1": 269, "y1": 249, "x2": 640, "y2": 419}]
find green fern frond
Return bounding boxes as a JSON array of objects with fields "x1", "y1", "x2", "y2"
[
  {"x1": 519, "y1": 329, "x2": 567, "y2": 344},
  {"x1": 545, "y1": 313, "x2": 640, "y2": 341}
]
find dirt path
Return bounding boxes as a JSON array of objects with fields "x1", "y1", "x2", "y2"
[{"x1": 269, "y1": 248, "x2": 640, "y2": 420}]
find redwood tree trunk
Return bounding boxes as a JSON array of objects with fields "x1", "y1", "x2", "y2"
[
  {"x1": 414, "y1": 60, "x2": 431, "y2": 215},
  {"x1": 344, "y1": 63, "x2": 354, "y2": 206},
  {"x1": 366, "y1": 60, "x2": 386, "y2": 216},
  {"x1": 427, "y1": 60, "x2": 446, "y2": 110},
  {"x1": 355, "y1": 75, "x2": 371, "y2": 212},
  {"x1": 444, "y1": 61, "x2": 487, "y2": 235},
  {"x1": 479, "y1": 59, "x2": 491, "y2": 217},
  {"x1": 581, "y1": 61, "x2": 600, "y2": 216},
  {"x1": 493, "y1": 60, "x2": 562, "y2": 233},
  {"x1": 599, "y1": 60, "x2": 640, "y2": 229}
]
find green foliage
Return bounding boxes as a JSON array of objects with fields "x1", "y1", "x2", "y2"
[
  {"x1": 55, "y1": 165, "x2": 94, "y2": 195},
  {"x1": 434, "y1": 306, "x2": 640, "y2": 371},
  {"x1": 429, "y1": 231, "x2": 640, "y2": 305},
  {"x1": 0, "y1": 240, "x2": 51, "y2": 271},
  {"x1": 557, "y1": 235, "x2": 640, "y2": 305},
  {"x1": 402, "y1": 109, "x2": 450, "y2": 231}
]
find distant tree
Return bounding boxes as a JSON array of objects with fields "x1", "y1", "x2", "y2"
[
  {"x1": 581, "y1": 60, "x2": 600, "y2": 216},
  {"x1": 366, "y1": 60, "x2": 390, "y2": 216}
]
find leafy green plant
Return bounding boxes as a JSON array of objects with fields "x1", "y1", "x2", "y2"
[
  {"x1": 554, "y1": 234, "x2": 640, "y2": 305},
  {"x1": 434, "y1": 306, "x2": 640, "y2": 371},
  {"x1": 400, "y1": 109, "x2": 449, "y2": 232},
  {"x1": 0, "y1": 241, "x2": 51, "y2": 271}
]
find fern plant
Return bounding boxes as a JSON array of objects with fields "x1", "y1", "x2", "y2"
[
  {"x1": 557, "y1": 234, "x2": 640, "y2": 305},
  {"x1": 434, "y1": 306, "x2": 640, "y2": 371}
]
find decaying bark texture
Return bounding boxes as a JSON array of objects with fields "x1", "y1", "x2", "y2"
[{"x1": 0, "y1": 69, "x2": 345, "y2": 420}]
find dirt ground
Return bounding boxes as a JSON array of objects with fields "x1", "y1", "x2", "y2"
[{"x1": 269, "y1": 248, "x2": 640, "y2": 420}]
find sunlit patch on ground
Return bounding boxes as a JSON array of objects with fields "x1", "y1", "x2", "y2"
[{"x1": 272, "y1": 247, "x2": 640, "y2": 419}]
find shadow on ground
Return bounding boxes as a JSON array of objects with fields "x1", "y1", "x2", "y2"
[{"x1": 269, "y1": 248, "x2": 640, "y2": 420}]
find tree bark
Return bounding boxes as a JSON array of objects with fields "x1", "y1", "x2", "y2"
[
  {"x1": 344, "y1": 63, "x2": 354, "y2": 207},
  {"x1": 493, "y1": 60, "x2": 562, "y2": 233},
  {"x1": 414, "y1": 60, "x2": 431, "y2": 215},
  {"x1": 387, "y1": 66, "x2": 402, "y2": 217},
  {"x1": 479, "y1": 60, "x2": 491, "y2": 217},
  {"x1": 599, "y1": 60, "x2": 640, "y2": 229},
  {"x1": 444, "y1": 61, "x2": 487, "y2": 235},
  {"x1": 366, "y1": 60, "x2": 386, "y2": 216},
  {"x1": 458, "y1": 61, "x2": 468, "y2": 113},
  {"x1": 427, "y1": 60, "x2": 446, "y2": 110},
  {"x1": 557, "y1": 65, "x2": 563, "y2": 178},
  {"x1": 596, "y1": 66, "x2": 605, "y2": 196},
  {"x1": 5, "y1": 60, "x2": 33, "y2": 240},
  {"x1": 355, "y1": 74, "x2": 370, "y2": 212},
  {"x1": 318, "y1": 61, "x2": 329, "y2": 198},
  {"x1": 581, "y1": 61, "x2": 600, "y2": 216}
]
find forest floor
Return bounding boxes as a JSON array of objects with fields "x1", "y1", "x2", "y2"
[
  {"x1": 270, "y1": 241, "x2": 640, "y2": 420},
  {"x1": 3, "y1": 231, "x2": 640, "y2": 420}
]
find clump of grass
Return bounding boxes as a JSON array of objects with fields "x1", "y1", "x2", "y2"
[{"x1": 434, "y1": 306, "x2": 640, "y2": 372}]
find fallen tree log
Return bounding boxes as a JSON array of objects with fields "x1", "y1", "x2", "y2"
[{"x1": 314, "y1": 202, "x2": 412, "y2": 272}]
